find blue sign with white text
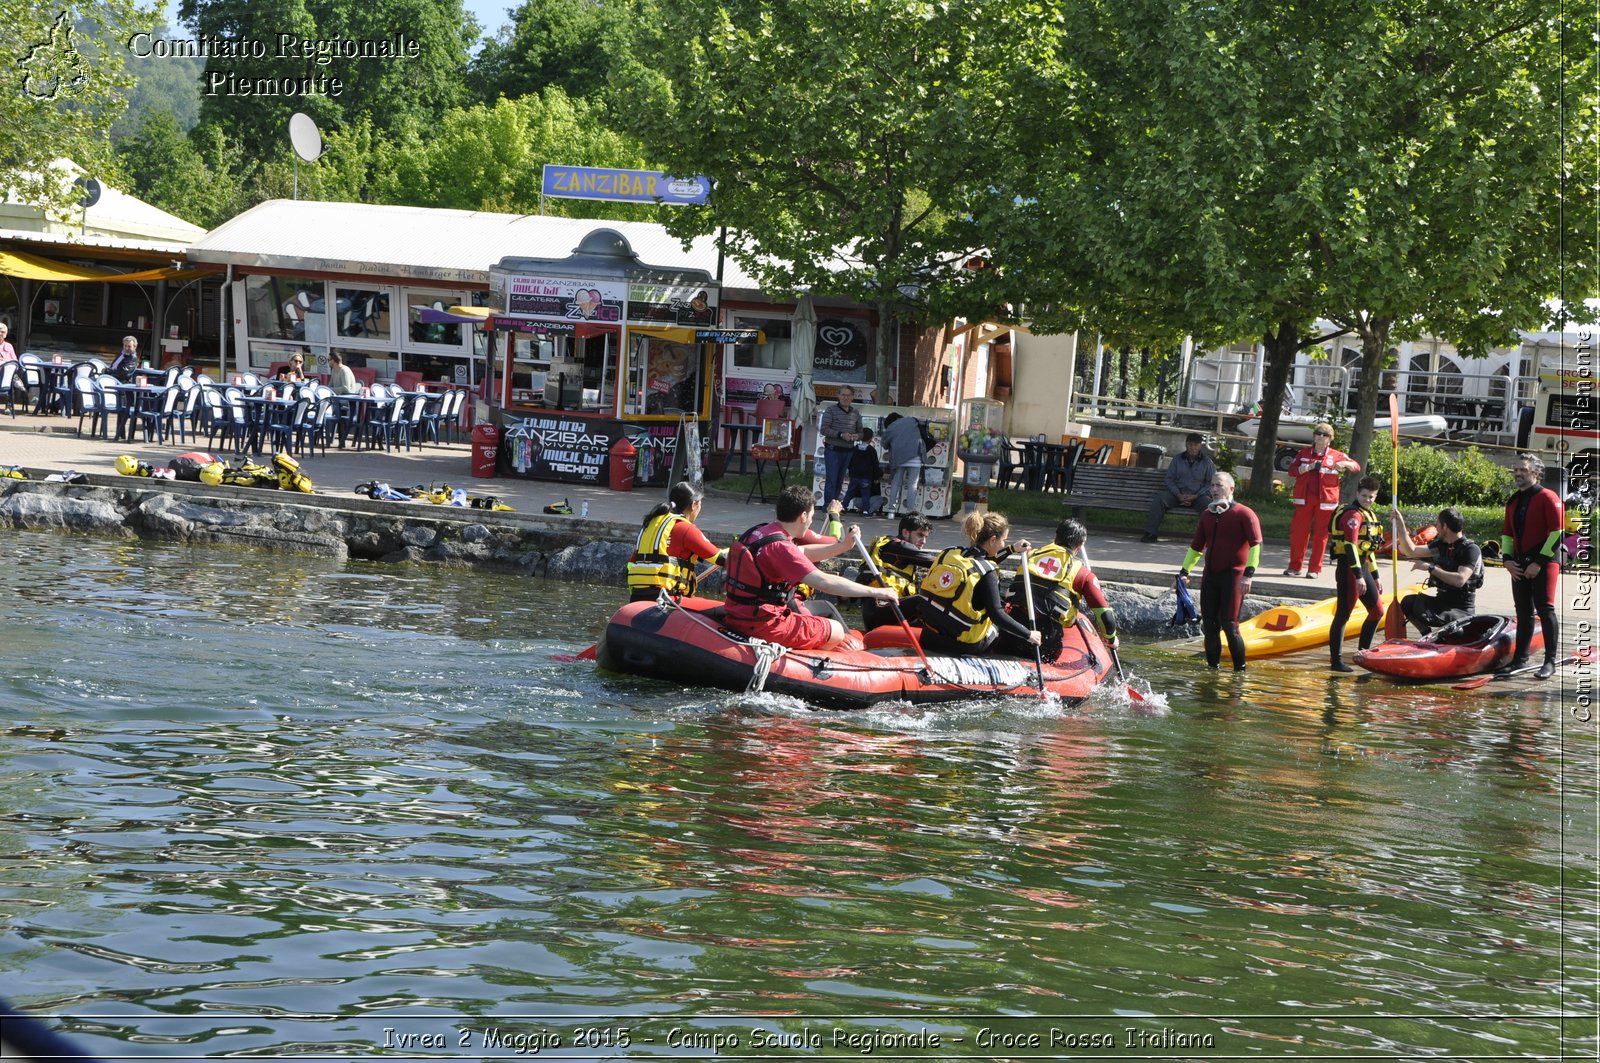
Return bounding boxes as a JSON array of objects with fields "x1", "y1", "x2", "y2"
[{"x1": 541, "y1": 166, "x2": 711, "y2": 205}]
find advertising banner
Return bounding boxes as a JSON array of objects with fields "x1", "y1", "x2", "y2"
[
  {"x1": 627, "y1": 281, "x2": 718, "y2": 326},
  {"x1": 491, "y1": 272, "x2": 625, "y2": 322},
  {"x1": 499, "y1": 414, "x2": 681, "y2": 486}
]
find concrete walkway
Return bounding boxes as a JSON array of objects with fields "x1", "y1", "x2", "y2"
[{"x1": 0, "y1": 411, "x2": 1547, "y2": 620}]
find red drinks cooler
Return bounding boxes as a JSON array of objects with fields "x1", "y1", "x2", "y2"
[
  {"x1": 608, "y1": 437, "x2": 637, "y2": 491},
  {"x1": 470, "y1": 423, "x2": 500, "y2": 478}
]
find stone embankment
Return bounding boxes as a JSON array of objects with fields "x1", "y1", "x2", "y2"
[{"x1": 0, "y1": 475, "x2": 1249, "y2": 635}]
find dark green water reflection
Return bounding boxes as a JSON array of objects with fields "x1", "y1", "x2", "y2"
[{"x1": 0, "y1": 531, "x2": 1593, "y2": 1059}]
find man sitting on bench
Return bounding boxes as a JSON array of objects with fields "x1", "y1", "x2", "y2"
[{"x1": 1141, "y1": 433, "x2": 1215, "y2": 543}]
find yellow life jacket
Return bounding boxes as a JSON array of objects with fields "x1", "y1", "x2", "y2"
[
  {"x1": 1011, "y1": 544, "x2": 1085, "y2": 627},
  {"x1": 628, "y1": 512, "x2": 699, "y2": 598},
  {"x1": 1329, "y1": 503, "x2": 1383, "y2": 570},
  {"x1": 863, "y1": 534, "x2": 919, "y2": 597},
  {"x1": 918, "y1": 547, "x2": 998, "y2": 647}
]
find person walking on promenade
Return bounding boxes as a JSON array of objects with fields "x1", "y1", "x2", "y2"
[
  {"x1": 1142, "y1": 434, "x2": 1215, "y2": 543},
  {"x1": 1498, "y1": 453, "x2": 1565, "y2": 679},
  {"x1": 1327, "y1": 475, "x2": 1385, "y2": 673},
  {"x1": 1284, "y1": 423, "x2": 1360, "y2": 577},
  {"x1": 818, "y1": 386, "x2": 862, "y2": 507},
  {"x1": 1176, "y1": 472, "x2": 1261, "y2": 671},
  {"x1": 1391, "y1": 507, "x2": 1482, "y2": 634},
  {"x1": 879, "y1": 411, "x2": 926, "y2": 519}
]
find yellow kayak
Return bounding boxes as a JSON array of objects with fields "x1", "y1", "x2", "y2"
[{"x1": 1238, "y1": 584, "x2": 1424, "y2": 659}]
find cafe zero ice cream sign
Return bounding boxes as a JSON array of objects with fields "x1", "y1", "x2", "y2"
[{"x1": 813, "y1": 318, "x2": 875, "y2": 383}]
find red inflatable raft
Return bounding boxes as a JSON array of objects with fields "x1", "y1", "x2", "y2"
[
  {"x1": 1354, "y1": 614, "x2": 1541, "y2": 680},
  {"x1": 596, "y1": 597, "x2": 1113, "y2": 710}
]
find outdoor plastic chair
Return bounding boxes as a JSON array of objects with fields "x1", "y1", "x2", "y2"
[
  {"x1": 73, "y1": 375, "x2": 100, "y2": 437},
  {"x1": 363, "y1": 394, "x2": 409, "y2": 451},
  {"x1": 0, "y1": 362, "x2": 17, "y2": 418},
  {"x1": 92, "y1": 376, "x2": 120, "y2": 439},
  {"x1": 133, "y1": 385, "x2": 181, "y2": 444}
]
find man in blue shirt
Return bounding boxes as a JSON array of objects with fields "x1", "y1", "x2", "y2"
[{"x1": 1142, "y1": 434, "x2": 1216, "y2": 543}]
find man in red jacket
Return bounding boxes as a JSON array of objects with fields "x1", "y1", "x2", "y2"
[
  {"x1": 1498, "y1": 453, "x2": 1565, "y2": 679},
  {"x1": 1283, "y1": 422, "x2": 1360, "y2": 577}
]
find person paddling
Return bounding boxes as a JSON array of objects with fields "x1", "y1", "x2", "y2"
[{"x1": 627, "y1": 481, "x2": 727, "y2": 603}]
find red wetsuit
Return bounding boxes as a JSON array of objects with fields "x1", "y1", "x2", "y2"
[
  {"x1": 1503, "y1": 485, "x2": 1565, "y2": 665},
  {"x1": 1188, "y1": 502, "x2": 1262, "y2": 669}
]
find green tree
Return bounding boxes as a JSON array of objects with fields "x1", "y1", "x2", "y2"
[
  {"x1": 1316, "y1": 2, "x2": 1597, "y2": 475},
  {"x1": 179, "y1": 0, "x2": 478, "y2": 159},
  {"x1": 0, "y1": 0, "x2": 156, "y2": 217},
  {"x1": 112, "y1": 22, "x2": 204, "y2": 139},
  {"x1": 612, "y1": 0, "x2": 1041, "y2": 401},
  {"x1": 378, "y1": 91, "x2": 655, "y2": 217},
  {"x1": 114, "y1": 109, "x2": 256, "y2": 227},
  {"x1": 469, "y1": 0, "x2": 614, "y2": 104},
  {"x1": 979, "y1": 0, "x2": 1594, "y2": 497}
]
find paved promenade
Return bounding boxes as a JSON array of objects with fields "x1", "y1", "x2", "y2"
[{"x1": 0, "y1": 414, "x2": 1561, "y2": 620}]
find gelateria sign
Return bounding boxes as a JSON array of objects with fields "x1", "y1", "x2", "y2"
[
  {"x1": 541, "y1": 165, "x2": 711, "y2": 206},
  {"x1": 491, "y1": 274, "x2": 625, "y2": 322}
]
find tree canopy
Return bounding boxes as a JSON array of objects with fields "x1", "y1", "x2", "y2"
[
  {"x1": 178, "y1": 0, "x2": 478, "y2": 159},
  {"x1": 1, "y1": 0, "x2": 156, "y2": 216},
  {"x1": 611, "y1": 0, "x2": 1051, "y2": 399}
]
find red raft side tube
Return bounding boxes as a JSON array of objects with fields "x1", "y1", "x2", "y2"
[
  {"x1": 1354, "y1": 614, "x2": 1542, "y2": 680},
  {"x1": 596, "y1": 597, "x2": 1113, "y2": 710}
]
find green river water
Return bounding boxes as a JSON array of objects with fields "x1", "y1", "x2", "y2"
[{"x1": 0, "y1": 530, "x2": 1594, "y2": 1060}]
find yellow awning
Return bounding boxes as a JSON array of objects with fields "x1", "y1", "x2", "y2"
[{"x1": 0, "y1": 248, "x2": 208, "y2": 284}]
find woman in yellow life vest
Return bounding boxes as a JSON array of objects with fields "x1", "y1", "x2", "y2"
[
  {"x1": 916, "y1": 510, "x2": 1041, "y2": 656},
  {"x1": 627, "y1": 481, "x2": 726, "y2": 602},
  {"x1": 1004, "y1": 518, "x2": 1119, "y2": 662},
  {"x1": 1328, "y1": 475, "x2": 1386, "y2": 672}
]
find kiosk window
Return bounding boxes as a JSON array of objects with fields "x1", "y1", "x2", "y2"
[{"x1": 733, "y1": 317, "x2": 791, "y2": 370}]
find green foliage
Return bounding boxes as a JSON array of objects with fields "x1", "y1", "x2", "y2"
[
  {"x1": 468, "y1": 0, "x2": 615, "y2": 104},
  {"x1": 111, "y1": 23, "x2": 203, "y2": 139},
  {"x1": 179, "y1": 0, "x2": 477, "y2": 159},
  {"x1": 377, "y1": 92, "x2": 656, "y2": 218},
  {"x1": 613, "y1": 0, "x2": 1046, "y2": 398},
  {"x1": 1366, "y1": 437, "x2": 1514, "y2": 509},
  {"x1": 0, "y1": 0, "x2": 156, "y2": 217},
  {"x1": 114, "y1": 109, "x2": 256, "y2": 228}
]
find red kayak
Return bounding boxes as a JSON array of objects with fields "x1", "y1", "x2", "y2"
[
  {"x1": 596, "y1": 597, "x2": 1112, "y2": 710},
  {"x1": 1354, "y1": 614, "x2": 1542, "y2": 680}
]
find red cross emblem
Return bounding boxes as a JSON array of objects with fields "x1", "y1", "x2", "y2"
[
  {"x1": 1036, "y1": 556, "x2": 1062, "y2": 578},
  {"x1": 937, "y1": 571, "x2": 956, "y2": 589}
]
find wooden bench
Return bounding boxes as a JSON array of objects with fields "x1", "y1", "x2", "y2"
[{"x1": 1063, "y1": 464, "x2": 1200, "y2": 521}]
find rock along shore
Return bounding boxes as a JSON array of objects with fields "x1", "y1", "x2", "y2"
[{"x1": 0, "y1": 473, "x2": 1251, "y2": 636}]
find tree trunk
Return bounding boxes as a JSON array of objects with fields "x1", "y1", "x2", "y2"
[
  {"x1": 1346, "y1": 317, "x2": 1394, "y2": 482},
  {"x1": 1246, "y1": 320, "x2": 1302, "y2": 499},
  {"x1": 873, "y1": 299, "x2": 896, "y2": 404}
]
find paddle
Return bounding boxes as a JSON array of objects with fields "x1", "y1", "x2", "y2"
[
  {"x1": 1018, "y1": 548, "x2": 1047, "y2": 692},
  {"x1": 855, "y1": 538, "x2": 937, "y2": 680},
  {"x1": 1384, "y1": 394, "x2": 1406, "y2": 640},
  {"x1": 1452, "y1": 646, "x2": 1596, "y2": 690},
  {"x1": 1077, "y1": 545, "x2": 1145, "y2": 702}
]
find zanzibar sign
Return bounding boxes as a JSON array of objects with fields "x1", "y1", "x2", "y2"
[{"x1": 541, "y1": 166, "x2": 711, "y2": 206}]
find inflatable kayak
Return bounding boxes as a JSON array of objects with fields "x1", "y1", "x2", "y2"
[
  {"x1": 596, "y1": 597, "x2": 1113, "y2": 710},
  {"x1": 1237, "y1": 584, "x2": 1424, "y2": 659},
  {"x1": 1354, "y1": 614, "x2": 1541, "y2": 680}
]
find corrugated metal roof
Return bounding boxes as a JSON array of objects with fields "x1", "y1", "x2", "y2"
[
  {"x1": 0, "y1": 226, "x2": 196, "y2": 255},
  {"x1": 187, "y1": 200, "x2": 766, "y2": 291}
]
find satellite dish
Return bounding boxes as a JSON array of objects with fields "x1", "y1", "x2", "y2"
[
  {"x1": 288, "y1": 112, "x2": 323, "y2": 162},
  {"x1": 74, "y1": 176, "x2": 102, "y2": 209}
]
